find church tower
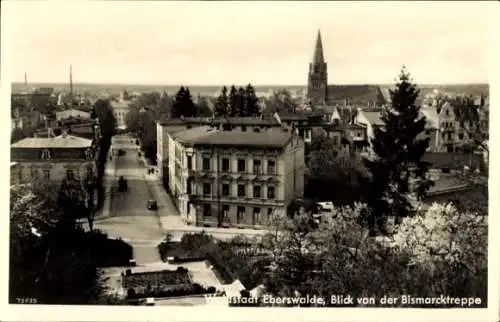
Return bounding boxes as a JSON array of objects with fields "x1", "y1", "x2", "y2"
[{"x1": 307, "y1": 30, "x2": 328, "y2": 106}]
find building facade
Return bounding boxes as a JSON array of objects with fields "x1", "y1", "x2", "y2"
[
  {"x1": 111, "y1": 99, "x2": 130, "y2": 130},
  {"x1": 10, "y1": 133, "x2": 98, "y2": 186},
  {"x1": 166, "y1": 126, "x2": 305, "y2": 228}
]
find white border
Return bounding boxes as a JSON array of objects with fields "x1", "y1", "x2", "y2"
[{"x1": 1, "y1": 1, "x2": 498, "y2": 322}]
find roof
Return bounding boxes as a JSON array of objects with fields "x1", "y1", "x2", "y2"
[
  {"x1": 327, "y1": 85, "x2": 386, "y2": 106},
  {"x1": 11, "y1": 135, "x2": 92, "y2": 149},
  {"x1": 172, "y1": 126, "x2": 294, "y2": 148},
  {"x1": 56, "y1": 108, "x2": 91, "y2": 115},
  {"x1": 324, "y1": 123, "x2": 365, "y2": 131},
  {"x1": 422, "y1": 152, "x2": 485, "y2": 170},
  {"x1": 359, "y1": 110, "x2": 384, "y2": 126},
  {"x1": 420, "y1": 107, "x2": 439, "y2": 129},
  {"x1": 159, "y1": 117, "x2": 279, "y2": 127},
  {"x1": 359, "y1": 108, "x2": 437, "y2": 129},
  {"x1": 312, "y1": 30, "x2": 325, "y2": 65}
]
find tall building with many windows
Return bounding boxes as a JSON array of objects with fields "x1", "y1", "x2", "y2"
[{"x1": 166, "y1": 125, "x2": 305, "y2": 228}]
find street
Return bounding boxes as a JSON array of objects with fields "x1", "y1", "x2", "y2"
[
  {"x1": 93, "y1": 134, "x2": 268, "y2": 264},
  {"x1": 94, "y1": 135, "x2": 167, "y2": 264}
]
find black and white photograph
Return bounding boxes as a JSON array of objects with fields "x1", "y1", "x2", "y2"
[{"x1": 1, "y1": 0, "x2": 498, "y2": 320}]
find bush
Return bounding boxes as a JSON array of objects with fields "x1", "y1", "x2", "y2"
[
  {"x1": 83, "y1": 230, "x2": 133, "y2": 267},
  {"x1": 126, "y1": 283, "x2": 215, "y2": 299}
]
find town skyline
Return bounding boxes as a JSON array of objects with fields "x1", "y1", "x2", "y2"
[{"x1": 5, "y1": 1, "x2": 494, "y2": 85}]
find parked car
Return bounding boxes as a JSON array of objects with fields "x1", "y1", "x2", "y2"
[
  {"x1": 147, "y1": 199, "x2": 158, "y2": 211},
  {"x1": 118, "y1": 176, "x2": 128, "y2": 192}
]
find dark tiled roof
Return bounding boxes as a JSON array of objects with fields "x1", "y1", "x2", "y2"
[
  {"x1": 422, "y1": 152, "x2": 485, "y2": 170},
  {"x1": 172, "y1": 126, "x2": 294, "y2": 148},
  {"x1": 327, "y1": 85, "x2": 386, "y2": 106},
  {"x1": 324, "y1": 123, "x2": 365, "y2": 131},
  {"x1": 158, "y1": 117, "x2": 279, "y2": 126}
]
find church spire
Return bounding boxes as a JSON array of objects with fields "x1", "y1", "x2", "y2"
[{"x1": 312, "y1": 29, "x2": 325, "y2": 64}]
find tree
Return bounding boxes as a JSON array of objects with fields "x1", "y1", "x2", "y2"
[
  {"x1": 171, "y1": 86, "x2": 197, "y2": 118},
  {"x1": 9, "y1": 183, "x2": 120, "y2": 304},
  {"x1": 228, "y1": 85, "x2": 239, "y2": 117},
  {"x1": 363, "y1": 67, "x2": 433, "y2": 234},
  {"x1": 91, "y1": 99, "x2": 117, "y2": 208},
  {"x1": 245, "y1": 84, "x2": 260, "y2": 117},
  {"x1": 237, "y1": 87, "x2": 247, "y2": 117},
  {"x1": 305, "y1": 134, "x2": 369, "y2": 205},
  {"x1": 257, "y1": 202, "x2": 486, "y2": 307},
  {"x1": 390, "y1": 203, "x2": 487, "y2": 298},
  {"x1": 214, "y1": 86, "x2": 229, "y2": 117},
  {"x1": 196, "y1": 96, "x2": 213, "y2": 117},
  {"x1": 264, "y1": 89, "x2": 297, "y2": 115}
]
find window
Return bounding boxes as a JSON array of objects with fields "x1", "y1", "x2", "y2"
[
  {"x1": 333, "y1": 136, "x2": 339, "y2": 145},
  {"x1": 203, "y1": 182, "x2": 211, "y2": 196},
  {"x1": 267, "y1": 186, "x2": 275, "y2": 199},
  {"x1": 253, "y1": 208, "x2": 261, "y2": 225},
  {"x1": 237, "y1": 207, "x2": 245, "y2": 224},
  {"x1": 222, "y1": 183, "x2": 230, "y2": 196},
  {"x1": 237, "y1": 159, "x2": 246, "y2": 172},
  {"x1": 222, "y1": 158, "x2": 230, "y2": 172},
  {"x1": 445, "y1": 109, "x2": 449, "y2": 116},
  {"x1": 442, "y1": 167, "x2": 451, "y2": 174},
  {"x1": 253, "y1": 185, "x2": 261, "y2": 198},
  {"x1": 222, "y1": 205, "x2": 230, "y2": 221},
  {"x1": 237, "y1": 184, "x2": 246, "y2": 197},
  {"x1": 458, "y1": 133, "x2": 464, "y2": 140},
  {"x1": 241, "y1": 126, "x2": 247, "y2": 132},
  {"x1": 267, "y1": 160, "x2": 276, "y2": 174},
  {"x1": 187, "y1": 156, "x2": 192, "y2": 170},
  {"x1": 202, "y1": 157, "x2": 210, "y2": 171},
  {"x1": 203, "y1": 204, "x2": 211, "y2": 217},
  {"x1": 253, "y1": 160, "x2": 261, "y2": 174},
  {"x1": 447, "y1": 133, "x2": 452, "y2": 140},
  {"x1": 43, "y1": 169, "x2": 50, "y2": 180},
  {"x1": 187, "y1": 179, "x2": 192, "y2": 195},
  {"x1": 66, "y1": 169, "x2": 74, "y2": 180}
]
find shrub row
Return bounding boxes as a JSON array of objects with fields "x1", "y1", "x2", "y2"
[{"x1": 126, "y1": 283, "x2": 217, "y2": 299}]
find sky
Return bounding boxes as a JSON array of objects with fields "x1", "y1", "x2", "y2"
[{"x1": 4, "y1": 1, "x2": 497, "y2": 85}]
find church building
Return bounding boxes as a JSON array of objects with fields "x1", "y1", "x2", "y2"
[{"x1": 307, "y1": 30, "x2": 387, "y2": 108}]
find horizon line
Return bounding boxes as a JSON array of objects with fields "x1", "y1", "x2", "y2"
[{"x1": 11, "y1": 81, "x2": 490, "y2": 87}]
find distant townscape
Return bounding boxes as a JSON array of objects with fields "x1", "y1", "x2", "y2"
[{"x1": 10, "y1": 30, "x2": 488, "y2": 307}]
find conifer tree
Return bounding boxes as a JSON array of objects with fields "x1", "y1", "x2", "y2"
[
  {"x1": 171, "y1": 86, "x2": 186, "y2": 118},
  {"x1": 183, "y1": 87, "x2": 197, "y2": 117},
  {"x1": 363, "y1": 66, "x2": 433, "y2": 234},
  {"x1": 237, "y1": 87, "x2": 246, "y2": 117},
  {"x1": 228, "y1": 85, "x2": 238, "y2": 117},
  {"x1": 214, "y1": 86, "x2": 229, "y2": 117},
  {"x1": 171, "y1": 86, "x2": 196, "y2": 118},
  {"x1": 245, "y1": 84, "x2": 260, "y2": 117}
]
